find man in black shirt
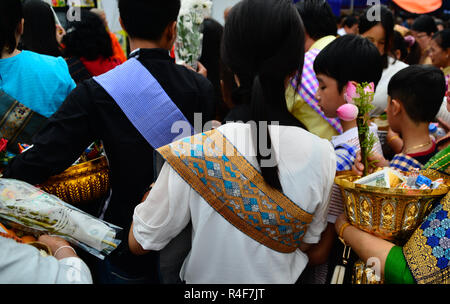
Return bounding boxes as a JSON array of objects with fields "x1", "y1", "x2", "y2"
[{"x1": 4, "y1": 0, "x2": 215, "y2": 283}]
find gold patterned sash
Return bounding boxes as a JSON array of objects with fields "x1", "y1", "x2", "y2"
[
  {"x1": 0, "y1": 90, "x2": 47, "y2": 154},
  {"x1": 403, "y1": 192, "x2": 450, "y2": 284},
  {"x1": 157, "y1": 129, "x2": 314, "y2": 253}
]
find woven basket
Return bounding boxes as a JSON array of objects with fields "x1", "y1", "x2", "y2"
[
  {"x1": 335, "y1": 169, "x2": 449, "y2": 244},
  {"x1": 39, "y1": 156, "x2": 110, "y2": 205}
]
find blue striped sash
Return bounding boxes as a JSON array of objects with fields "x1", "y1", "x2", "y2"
[{"x1": 93, "y1": 58, "x2": 193, "y2": 149}]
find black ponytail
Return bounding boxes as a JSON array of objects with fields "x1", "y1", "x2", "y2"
[
  {"x1": 222, "y1": 0, "x2": 305, "y2": 191},
  {"x1": 0, "y1": 0, "x2": 22, "y2": 56}
]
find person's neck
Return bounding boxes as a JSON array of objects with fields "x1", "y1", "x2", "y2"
[
  {"x1": 341, "y1": 119, "x2": 357, "y2": 132},
  {"x1": 305, "y1": 36, "x2": 316, "y2": 52},
  {"x1": 1, "y1": 48, "x2": 21, "y2": 59},
  {"x1": 129, "y1": 38, "x2": 170, "y2": 53},
  {"x1": 400, "y1": 121, "x2": 433, "y2": 154}
]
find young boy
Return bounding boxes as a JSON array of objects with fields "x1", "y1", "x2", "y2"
[
  {"x1": 313, "y1": 35, "x2": 384, "y2": 223},
  {"x1": 297, "y1": 35, "x2": 384, "y2": 284},
  {"x1": 354, "y1": 65, "x2": 446, "y2": 175}
]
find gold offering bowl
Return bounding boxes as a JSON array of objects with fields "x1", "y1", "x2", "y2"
[
  {"x1": 335, "y1": 169, "x2": 450, "y2": 244},
  {"x1": 39, "y1": 156, "x2": 110, "y2": 205}
]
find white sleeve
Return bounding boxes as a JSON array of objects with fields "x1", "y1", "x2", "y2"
[
  {"x1": 133, "y1": 162, "x2": 191, "y2": 251},
  {"x1": 0, "y1": 237, "x2": 92, "y2": 284},
  {"x1": 302, "y1": 142, "x2": 336, "y2": 244}
]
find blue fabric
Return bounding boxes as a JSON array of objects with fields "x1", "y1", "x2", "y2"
[
  {"x1": 0, "y1": 51, "x2": 76, "y2": 118},
  {"x1": 335, "y1": 143, "x2": 358, "y2": 171},
  {"x1": 94, "y1": 58, "x2": 193, "y2": 150}
]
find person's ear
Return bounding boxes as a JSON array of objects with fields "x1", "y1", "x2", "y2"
[
  {"x1": 119, "y1": 17, "x2": 127, "y2": 34},
  {"x1": 390, "y1": 98, "x2": 402, "y2": 116},
  {"x1": 167, "y1": 21, "x2": 177, "y2": 46},
  {"x1": 17, "y1": 18, "x2": 24, "y2": 36}
]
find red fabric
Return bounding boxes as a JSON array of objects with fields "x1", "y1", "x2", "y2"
[
  {"x1": 408, "y1": 141, "x2": 437, "y2": 158},
  {"x1": 80, "y1": 56, "x2": 122, "y2": 77},
  {"x1": 393, "y1": 0, "x2": 442, "y2": 14}
]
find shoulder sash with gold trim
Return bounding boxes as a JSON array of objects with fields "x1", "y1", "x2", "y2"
[
  {"x1": 403, "y1": 192, "x2": 450, "y2": 284},
  {"x1": 157, "y1": 129, "x2": 314, "y2": 253}
]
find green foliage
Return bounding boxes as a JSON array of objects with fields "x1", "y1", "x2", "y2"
[{"x1": 353, "y1": 82, "x2": 377, "y2": 176}]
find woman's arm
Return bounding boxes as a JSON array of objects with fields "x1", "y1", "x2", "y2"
[{"x1": 335, "y1": 214, "x2": 395, "y2": 278}]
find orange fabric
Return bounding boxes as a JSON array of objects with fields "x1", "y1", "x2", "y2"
[
  {"x1": 109, "y1": 32, "x2": 127, "y2": 64},
  {"x1": 393, "y1": 0, "x2": 442, "y2": 14}
]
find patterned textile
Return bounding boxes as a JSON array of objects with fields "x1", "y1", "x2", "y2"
[
  {"x1": 335, "y1": 143, "x2": 358, "y2": 172},
  {"x1": 425, "y1": 145, "x2": 450, "y2": 174},
  {"x1": 157, "y1": 129, "x2": 315, "y2": 253},
  {"x1": 403, "y1": 193, "x2": 450, "y2": 284},
  {"x1": 0, "y1": 90, "x2": 48, "y2": 154},
  {"x1": 390, "y1": 153, "x2": 423, "y2": 172},
  {"x1": 290, "y1": 48, "x2": 343, "y2": 134}
]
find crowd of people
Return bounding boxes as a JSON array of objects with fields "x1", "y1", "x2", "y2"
[{"x1": 0, "y1": 0, "x2": 449, "y2": 285}]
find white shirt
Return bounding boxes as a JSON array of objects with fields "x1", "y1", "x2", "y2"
[
  {"x1": 0, "y1": 236, "x2": 92, "y2": 284},
  {"x1": 133, "y1": 123, "x2": 336, "y2": 284},
  {"x1": 371, "y1": 57, "x2": 409, "y2": 117}
]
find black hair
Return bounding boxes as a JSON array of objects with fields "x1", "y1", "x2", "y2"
[
  {"x1": 62, "y1": 11, "x2": 113, "y2": 61},
  {"x1": 388, "y1": 65, "x2": 445, "y2": 123},
  {"x1": 359, "y1": 4, "x2": 394, "y2": 69},
  {"x1": 404, "y1": 36, "x2": 422, "y2": 65},
  {"x1": 118, "y1": 0, "x2": 180, "y2": 41},
  {"x1": 343, "y1": 15, "x2": 358, "y2": 28},
  {"x1": 412, "y1": 15, "x2": 438, "y2": 35},
  {"x1": 314, "y1": 35, "x2": 383, "y2": 92},
  {"x1": 433, "y1": 29, "x2": 450, "y2": 50},
  {"x1": 295, "y1": 0, "x2": 337, "y2": 41},
  {"x1": 392, "y1": 30, "x2": 408, "y2": 61},
  {"x1": 222, "y1": 0, "x2": 305, "y2": 191},
  {"x1": 199, "y1": 18, "x2": 226, "y2": 121},
  {"x1": 21, "y1": 0, "x2": 61, "y2": 57},
  {"x1": 0, "y1": 0, "x2": 22, "y2": 55}
]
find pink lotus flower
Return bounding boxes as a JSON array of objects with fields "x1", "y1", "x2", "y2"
[
  {"x1": 344, "y1": 81, "x2": 358, "y2": 104},
  {"x1": 337, "y1": 104, "x2": 359, "y2": 121},
  {"x1": 364, "y1": 82, "x2": 375, "y2": 94}
]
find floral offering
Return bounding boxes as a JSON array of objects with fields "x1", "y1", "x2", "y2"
[{"x1": 175, "y1": 0, "x2": 212, "y2": 68}]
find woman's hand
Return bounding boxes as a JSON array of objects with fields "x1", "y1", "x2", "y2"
[
  {"x1": 56, "y1": 24, "x2": 66, "y2": 45},
  {"x1": 387, "y1": 128, "x2": 403, "y2": 154},
  {"x1": 38, "y1": 235, "x2": 77, "y2": 260},
  {"x1": 182, "y1": 61, "x2": 208, "y2": 78},
  {"x1": 334, "y1": 213, "x2": 349, "y2": 236}
]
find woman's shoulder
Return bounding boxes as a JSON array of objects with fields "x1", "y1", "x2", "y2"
[{"x1": 20, "y1": 51, "x2": 71, "y2": 74}]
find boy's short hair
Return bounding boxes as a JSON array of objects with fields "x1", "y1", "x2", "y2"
[
  {"x1": 412, "y1": 15, "x2": 437, "y2": 35},
  {"x1": 313, "y1": 34, "x2": 383, "y2": 92},
  {"x1": 118, "y1": 0, "x2": 180, "y2": 41},
  {"x1": 388, "y1": 65, "x2": 446, "y2": 123}
]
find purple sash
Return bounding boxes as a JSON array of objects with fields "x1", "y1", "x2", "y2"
[{"x1": 93, "y1": 58, "x2": 193, "y2": 149}]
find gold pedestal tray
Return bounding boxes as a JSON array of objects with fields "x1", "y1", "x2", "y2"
[
  {"x1": 39, "y1": 156, "x2": 110, "y2": 205},
  {"x1": 336, "y1": 169, "x2": 449, "y2": 285},
  {"x1": 335, "y1": 169, "x2": 449, "y2": 244}
]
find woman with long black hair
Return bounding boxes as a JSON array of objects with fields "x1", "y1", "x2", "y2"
[
  {"x1": 359, "y1": 4, "x2": 409, "y2": 117},
  {"x1": 129, "y1": 0, "x2": 336, "y2": 283},
  {"x1": 20, "y1": 0, "x2": 64, "y2": 57}
]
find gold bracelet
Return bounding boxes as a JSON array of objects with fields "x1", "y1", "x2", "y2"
[
  {"x1": 338, "y1": 222, "x2": 351, "y2": 245},
  {"x1": 387, "y1": 135, "x2": 400, "y2": 144}
]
